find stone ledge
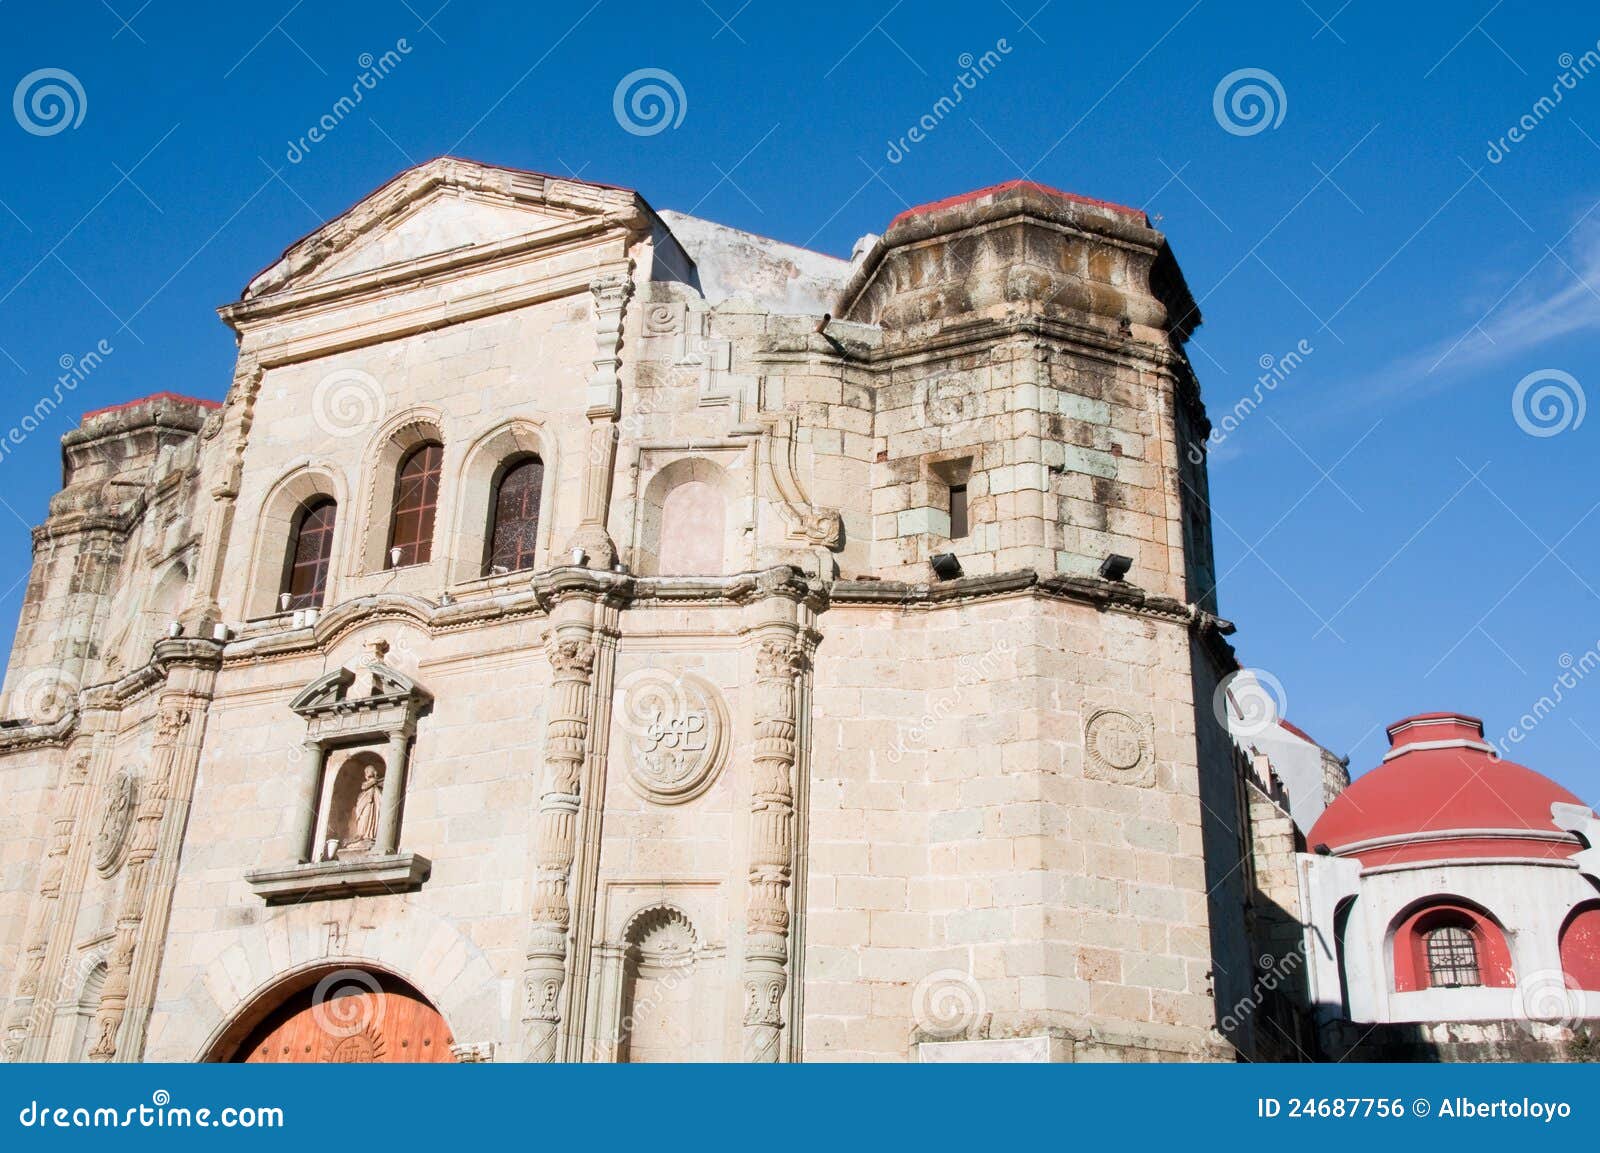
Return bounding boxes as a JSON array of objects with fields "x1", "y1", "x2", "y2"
[{"x1": 245, "y1": 853, "x2": 431, "y2": 904}]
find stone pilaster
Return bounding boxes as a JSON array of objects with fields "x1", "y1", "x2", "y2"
[
  {"x1": 741, "y1": 573, "x2": 809, "y2": 1062},
  {"x1": 1, "y1": 752, "x2": 92, "y2": 1061},
  {"x1": 187, "y1": 355, "x2": 262, "y2": 630},
  {"x1": 563, "y1": 270, "x2": 633, "y2": 570},
  {"x1": 86, "y1": 704, "x2": 189, "y2": 1061},
  {"x1": 521, "y1": 625, "x2": 597, "y2": 1061}
]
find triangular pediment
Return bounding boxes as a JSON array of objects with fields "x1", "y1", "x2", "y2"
[
  {"x1": 242, "y1": 157, "x2": 648, "y2": 301},
  {"x1": 290, "y1": 660, "x2": 430, "y2": 717}
]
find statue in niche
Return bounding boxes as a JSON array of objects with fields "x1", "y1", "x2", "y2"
[{"x1": 343, "y1": 764, "x2": 381, "y2": 854}]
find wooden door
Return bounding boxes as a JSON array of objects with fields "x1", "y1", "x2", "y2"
[{"x1": 230, "y1": 973, "x2": 455, "y2": 1063}]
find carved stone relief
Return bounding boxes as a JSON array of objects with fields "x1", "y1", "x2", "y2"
[
  {"x1": 92, "y1": 770, "x2": 137, "y2": 878},
  {"x1": 616, "y1": 669, "x2": 730, "y2": 805},
  {"x1": 1084, "y1": 708, "x2": 1155, "y2": 787}
]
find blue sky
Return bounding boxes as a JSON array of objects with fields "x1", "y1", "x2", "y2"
[{"x1": 1, "y1": 0, "x2": 1597, "y2": 801}]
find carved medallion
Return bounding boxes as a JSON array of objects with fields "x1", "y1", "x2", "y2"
[
  {"x1": 617, "y1": 669, "x2": 729, "y2": 805},
  {"x1": 92, "y1": 770, "x2": 137, "y2": 877},
  {"x1": 1084, "y1": 708, "x2": 1154, "y2": 787}
]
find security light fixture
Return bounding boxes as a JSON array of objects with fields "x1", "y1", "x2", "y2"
[
  {"x1": 1099, "y1": 553, "x2": 1133, "y2": 582},
  {"x1": 929, "y1": 552, "x2": 962, "y2": 580}
]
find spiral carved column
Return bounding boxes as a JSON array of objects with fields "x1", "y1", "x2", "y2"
[
  {"x1": 743, "y1": 632, "x2": 804, "y2": 1062},
  {"x1": 87, "y1": 704, "x2": 189, "y2": 1061},
  {"x1": 521, "y1": 630, "x2": 597, "y2": 1061},
  {"x1": 1, "y1": 753, "x2": 92, "y2": 1061}
]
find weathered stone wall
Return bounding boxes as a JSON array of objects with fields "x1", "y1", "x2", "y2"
[{"x1": 0, "y1": 161, "x2": 1260, "y2": 1064}]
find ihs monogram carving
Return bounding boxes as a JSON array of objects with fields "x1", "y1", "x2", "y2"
[
  {"x1": 1084, "y1": 708, "x2": 1155, "y2": 787},
  {"x1": 92, "y1": 770, "x2": 137, "y2": 878},
  {"x1": 617, "y1": 669, "x2": 730, "y2": 805}
]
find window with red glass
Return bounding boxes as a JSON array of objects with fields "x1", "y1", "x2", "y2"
[
  {"x1": 388, "y1": 442, "x2": 443, "y2": 567},
  {"x1": 283, "y1": 498, "x2": 337, "y2": 611},
  {"x1": 486, "y1": 456, "x2": 544, "y2": 575}
]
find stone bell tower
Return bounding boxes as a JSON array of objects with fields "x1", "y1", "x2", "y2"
[{"x1": 800, "y1": 180, "x2": 1245, "y2": 1060}]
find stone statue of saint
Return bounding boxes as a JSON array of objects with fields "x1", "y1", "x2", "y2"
[{"x1": 345, "y1": 764, "x2": 381, "y2": 853}]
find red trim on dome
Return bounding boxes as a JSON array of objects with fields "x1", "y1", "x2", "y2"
[
  {"x1": 1307, "y1": 711, "x2": 1593, "y2": 865},
  {"x1": 82, "y1": 392, "x2": 221, "y2": 421},
  {"x1": 888, "y1": 180, "x2": 1145, "y2": 229}
]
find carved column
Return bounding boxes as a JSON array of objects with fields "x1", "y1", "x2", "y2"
[
  {"x1": 378, "y1": 729, "x2": 410, "y2": 855},
  {"x1": 1, "y1": 753, "x2": 92, "y2": 1061},
  {"x1": 292, "y1": 741, "x2": 324, "y2": 863},
  {"x1": 743, "y1": 630, "x2": 804, "y2": 1062},
  {"x1": 563, "y1": 270, "x2": 633, "y2": 570},
  {"x1": 87, "y1": 704, "x2": 190, "y2": 1061},
  {"x1": 521, "y1": 627, "x2": 597, "y2": 1061}
]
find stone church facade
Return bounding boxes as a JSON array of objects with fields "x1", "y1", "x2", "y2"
[{"x1": 0, "y1": 158, "x2": 1586, "y2": 1063}]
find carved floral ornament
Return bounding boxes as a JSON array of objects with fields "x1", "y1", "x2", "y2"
[
  {"x1": 616, "y1": 668, "x2": 730, "y2": 805},
  {"x1": 92, "y1": 769, "x2": 137, "y2": 877}
]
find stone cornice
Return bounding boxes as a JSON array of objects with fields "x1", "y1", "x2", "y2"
[{"x1": 0, "y1": 711, "x2": 76, "y2": 753}]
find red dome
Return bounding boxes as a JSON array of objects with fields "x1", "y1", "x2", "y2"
[{"x1": 1307, "y1": 712, "x2": 1592, "y2": 866}]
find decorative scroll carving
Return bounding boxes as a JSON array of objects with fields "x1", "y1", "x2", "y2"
[
  {"x1": 742, "y1": 633, "x2": 805, "y2": 1062},
  {"x1": 521, "y1": 629, "x2": 598, "y2": 1060},
  {"x1": 617, "y1": 669, "x2": 730, "y2": 805},
  {"x1": 92, "y1": 769, "x2": 137, "y2": 878},
  {"x1": 88, "y1": 706, "x2": 191, "y2": 1060},
  {"x1": 758, "y1": 415, "x2": 844, "y2": 550}
]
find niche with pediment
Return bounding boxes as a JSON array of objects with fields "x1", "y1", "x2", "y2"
[{"x1": 245, "y1": 639, "x2": 433, "y2": 903}]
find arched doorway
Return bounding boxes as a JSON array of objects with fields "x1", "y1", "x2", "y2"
[{"x1": 209, "y1": 967, "x2": 456, "y2": 1063}]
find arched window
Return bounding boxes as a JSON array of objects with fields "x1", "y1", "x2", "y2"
[
  {"x1": 1424, "y1": 924, "x2": 1480, "y2": 988},
  {"x1": 1560, "y1": 902, "x2": 1600, "y2": 990},
  {"x1": 282, "y1": 498, "x2": 337, "y2": 611},
  {"x1": 1391, "y1": 901, "x2": 1513, "y2": 991},
  {"x1": 388, "y1": 442, "x2": 443, "y2": 567},
  {"x1": 485, "y1": 456, "x2": 544, "y2": 575}
]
